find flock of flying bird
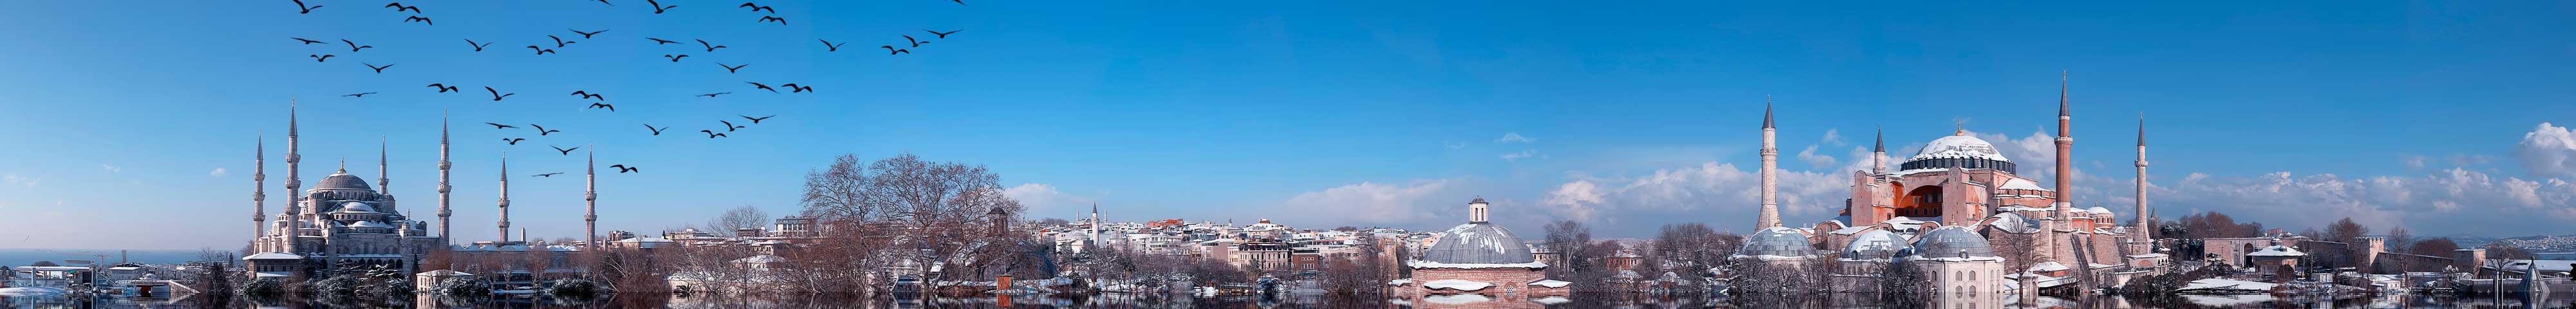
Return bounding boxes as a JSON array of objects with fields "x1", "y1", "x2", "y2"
[{"x1": 289, "y1": 0, "x2": 969, "y2": 177}]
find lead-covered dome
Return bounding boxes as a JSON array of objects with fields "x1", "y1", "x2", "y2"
[
  {"x1": 1419, "y1": 222, "x2": 1537, "y2": 264},
  {"x1": 1841, "y1": 229, "x2": 1906, "y2": 260},
  {"x1": 1903, "y1": 226, "x2": 1997, "y2": 260},
  {"x1": 1736, "y1": 227, "x2": 1815, "y2": 258},
  {"x1": 314, "y1": 171, "x2": 372, "y2": 191},
  {"x1": 1902, "y1": 133, "x2": 2018, "y2": 173}
]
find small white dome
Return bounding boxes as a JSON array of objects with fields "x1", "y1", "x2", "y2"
[
  {"x1": 2088, "y1": 206, "x2": 2113, "y2": 214},
  {"x1": 337, "y1": 201, "x2": 377, "y2": 213}
]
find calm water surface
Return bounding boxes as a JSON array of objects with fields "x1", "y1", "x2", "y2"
[{"x1": 8, "y1": 293, "x2": 2574, "y2": 308}]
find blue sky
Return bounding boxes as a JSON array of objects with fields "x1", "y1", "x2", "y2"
[{"x1": 2, "y1": 1, "x2": 2572, "y2": 249}]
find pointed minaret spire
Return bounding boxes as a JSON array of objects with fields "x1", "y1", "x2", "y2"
[
  {"x1": 254, "y1": 132, "x2": 267, "y2": 244},
  {"x1": 378, "y1": 136, "x2": 389, "y2": 196},
  {"x1": 1756, "y1": 96, "x2": 1781, "y2": 230},
  {"x1": 2134, "y1": 114, "x2": 2151, "y2": 245},
  {"x1": 498, "y1": 151, "x2": 512, "y2": 243},
  {"x1": 1871, "y1": 127, "x2": 1886, "y2": 175},
  {"x1": 283, "y1": 100, "x2": 303, "y2": 254},
  {"x1": 438, "y1": 110, "x2": 453, "y2": 245},
  {"x1": 2060, "y1": 70, "x2": 2071, "y2": 118},
  {"x1": 584, "y1": 145, "x2": 598, "y2": 248}
]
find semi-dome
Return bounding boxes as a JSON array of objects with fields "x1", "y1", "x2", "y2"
[
  {"x1": 1904, "y1": 226, "x2": 1997, "y2": 260},
  {"x1": 1736, "y1": 227, "x2": 1815, "y2": 258},
  {"x1": 313, "y1": 172, "x2": 372, "y2": 191},
  {"x1": 336, "y1": 201, "x2": 377, "y2": 214},
  {"x1": 1841, "y1": 230, "x2": 1906, "y2": 260},
  {"x1": 1419, "y1": 222, "x2": 1536, "y2": 264},
  {"x1": 1902, "y1": 133, "x2": 2018, "y2": 173},
  {"x1": 2087, "y1": 206, "x2": 2113, "y2": 214}
]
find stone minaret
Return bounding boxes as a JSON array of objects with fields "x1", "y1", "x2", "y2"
[
  {"x1": 584, "y1": 146, "x2": 598, "y2": 248},
  {"x1": 254, "y1": 133, "x2": 267, "y2": 243},
  {"x1": 379, "y1": 137, "x2": 390, "y2": 197},
  {"x1": 1756, "y1": 97, "x2": 1781, "y2": 230},
  {"x1": 284, "y1": 101, "x2": 303, "y2": 254},
  {"x1": 498, "y1": 152, "x2": 512, "y2": 243},
  {"x1": 438, "y1": 111, "x2": 453, "y2": 245},
  {"x1": 2134, "y1": 116, "x2": 2150, "y2": 241},
  {"x1": 2052, "y1": 71, "x2": 2076, "y2": 264},
  {"x1": 1871, "y1": 127, "x2": 1886, "y2": 175}
]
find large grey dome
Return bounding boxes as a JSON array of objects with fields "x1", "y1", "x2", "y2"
[
  {"x1": 1841, "y1": 229, "x2": 1905, "y2": 260},
  {"x1": 1904, "y1": 226, "x2": 1996, "y2": 259},
  {"x1": 1737, "y1": 227, "x2": 1814, "y2": 258},
  {"x1": 1420, "y1": 222, "x2": 1535, "y2": 264},
  {"x1": 314, "y1": 172, "x2": 372, "y2": 191}
]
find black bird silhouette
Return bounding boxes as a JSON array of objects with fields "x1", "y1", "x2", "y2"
[
  {"x1": 526, "y1": 46, "x2": 556, "y2": 55},
  {"x1": 486, "y1": 87, "x2": 516, "y2": 101},
  {"x1": 647, "y1": 37, "x2": 679, "y2": 44},
  {"x1": 363, "y1": 62, "x2": 393, "y2": 73},
  {"x1": 552, "y1": 145, "x2": 580, "y2": 155},
  {"x1": 925, "y1": 29, "x2": 961, "y2": 39},
  {"x1": 880, "y1": 46, "x2": 909, "y2": 55},
  {"x1": 746, "y1": 82, "x2": 777, "y2": 93},
  {"x1": 384, "y1": 2, "x2": 421, "y2": 13},
  {"x1": 696, "y1": 39, "x2": 725, "y2": 52},
  {"x1": 717, "y1": 62, "x2": 747, "y2": 73},
  {"x1": 781, "y1": 83, "x2": 814, "y2": 93},
  {"x1": 465, "y1": 39, "x2": 492, "y2": 52},
  {"x1": 571, "y1": 91, "x2": 603, "y2": 100},
  {"x1": 549, "y1": 35, "x2": 575, "y2": 48},
  {"x1": 341, "y1": 39, "x2": 372, "y2": 52},
  {"x1": 532, "y1": 124, "x2": 561, "y2": 135},
  {"x1": 721, "y1": 120, "x2": 744, "y2": 131},
  {"x1": 342, "y1": 92, "x2": 377, "y2": 98},
  {"x1": 570, "y1": 29, "x2": 607, "y2": 39},
  {"x1": 595, "y1": 0, "x2": 614, "y2": 6},
  {"x1": 819, "y1": 39, "x2": 847, "y2": 52},
  {"x1": 588, "y1": 103, "x2": 616, "y2": 111},
  {"x1": 696, "y1": 92, "x2": 732, "y2": 97},
  {"x1": 741, "y1": 115, "x2": 775, "y2": 124},
  {"x1": 611, "y1": 165, "x2": 639, "y2": 173},
  {"x1": 428, "y1": 83, "x2": 458, "y2": 93},
  {"x1": 501, "y1": 138, "x2": 526, "y2": 145},
  {"x1": 485, "y1": 122, "x2": 518, "y2": 129},
  {"x1": 643, "y1": 124, "x2": 668, "y2": 135},
  {"x1": 737, "y1": 2, "x2": 775, "y2": 13},
  {"x1": 757, "y1": 16, "x2": 786, "y2": 25},
  {"x1": 904, "y1": 35, "x2": 926, "y2": 48},
  {"x1": 402, "y1": 16, "x2": 432, "y2": 25},
  {"x1": 647, "y1": 0, "x2": 675, "y2": 13},
  {"x1": 293, "y1": 37, "x2": 326, "y2": 44},
  {"x1": 948, "y1": 0, "x2": 965, "y2": 6},
  {"x1": 293, "y1": 0, "x2": 323, "y2": 14},
  {"x1": 663, "y1": 54, "x2": 690, "y2": 62},
  {"x1": 533, "y1": 173, "x2": 565, "y2": 177},
  {"x1": 309, "y1": 54, "x2": 335, "y2": 62},
  {"x1": 699, "y1": 130, "x2": 726, "y2": 138}
]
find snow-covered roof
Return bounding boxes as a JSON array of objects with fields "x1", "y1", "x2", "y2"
[
  {"x1": 1419, "y1": 222, "x2": 1537, "y2": 264},
  {"x1": 1526, "y1": 279, "x2": 1571, "y2": 288},
  {"x1": 1998, "y1": 178, "x2": 2050, "y2": 191},
  {"x1": 346, "y1": 221, "x2": 397, "y2": 229},
  {"x1": 243, "y1": 252, "x2": 304, "y2": 260},
  {"x1": 1909, "y1": 135, "x2": 2011, "y2": 162},
  {"x1": 733, "y1": 255, "x2": 788, "y2": 264},
  {"x1": 2248, "y1": 243, "x2": 2306, "y2": 257},
  {"x1": 2029, "y1": 261, "x2": 2070, "y2": 272},
  {"x1": 1422, "y1": 279, "x2": 1493, "y2": 291},
  {"x1": 2087, "y1": 206, "x2": 2113, "y2": 214},
  {"x1": 1407, "y1": 260, "x2": 1547, "y2": 269}
]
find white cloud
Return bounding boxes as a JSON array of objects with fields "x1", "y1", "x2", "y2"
[
  {"x1": 3, "y1": 174, "x2": 35, "y2": 189},
  {"x1": 2403, "y1": 154, "x2": 2430, "y2": 169},
  {"x1": 1818, "y1": 129, "x2": 1843, "y2": 145},
  {"x1": 1444, "y1": 141, "x2": 1468, "y2": 149},
  {"x1": 1276, "y1": 180, "x2": 1459, "y2": 227},
  {"x1": 1502, "y1": 149, "x2": 1537, "y2": 162},
  {"x1": 209, "y1": 168, "x2": 229, "y2": 177},
  {"x1": 100, "y1": 164, "x2": 120, "y2": 173},
  {"x1": 1796, "y1": 145, "x2": 1837, "y2": 167},
  {"x1": 2148, "y1": 168, "x2": 2576, "y2": 233},
  {"x1": 1002, "y1": 183, "x2": 1094, "y2": 219},
  {"x1": 2515, "y1": 122, "x2": 2576, "y2": 178},
  {"x1": 1537, "y1": 160, "x2": 1851, "y2": 229},
  {"x1": 1495, "y1": 133, "x2": 1535, "y2": 144}
]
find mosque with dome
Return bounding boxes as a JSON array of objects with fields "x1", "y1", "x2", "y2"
[
  {"x1": 240, "y1": 103, "x2": 601, "y2": 279},
  {"x1": 1735, "y1": 75, "x2": 2168, "y2": 296}
]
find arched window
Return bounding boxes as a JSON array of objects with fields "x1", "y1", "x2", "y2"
[{"x1": 1969, "y1": 270, "x2": 1976, "y2": 280}]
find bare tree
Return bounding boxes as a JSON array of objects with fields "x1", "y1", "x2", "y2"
[
  {"x1": 707, "y1": 205, "x2": 772, "y2": 234},
  {"x1": 795, "y1": 153, "x2": 1025, "y2": 298}
]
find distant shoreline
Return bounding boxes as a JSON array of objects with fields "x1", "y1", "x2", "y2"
[{"x1": 0, "y1": 248, "x2": 212, "y2": 267}]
